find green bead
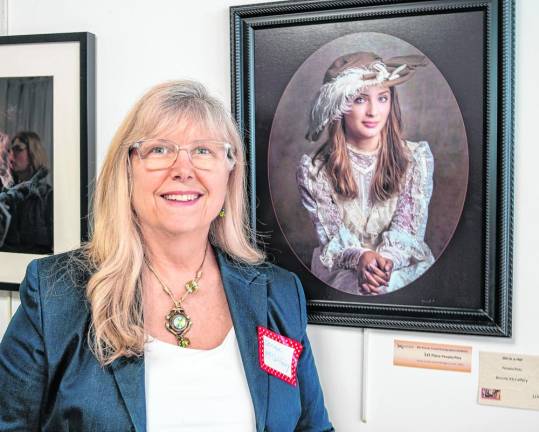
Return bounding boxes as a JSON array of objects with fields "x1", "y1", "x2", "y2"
[
  {"x1": 185, "y1": 280, "x2": 199, "y2": 293},
  {"x1": 179, "y1": 338, "x2": 190, "y2": 348}
]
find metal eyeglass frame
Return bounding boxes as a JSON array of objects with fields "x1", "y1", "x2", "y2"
[{"x1": 129, "y1": 139, "x2": 236, "y2": 171}]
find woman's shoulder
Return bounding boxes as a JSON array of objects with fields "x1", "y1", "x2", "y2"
[
  {"x1": 221, "y1": 254, "x2": 299, "y2": 291},
  {"x1": 260, "y1": 262, "x2": 306, "y2": 310},
  {"x1": 259, "y1": 260, "x2": 301, "y2": 289},
  {"x1": 34, "y1": 248, "x2": 89, "y2": 278},
  {"x1": 13, "y1": 250, "x2": 92, "y2": 370},
  {"x1": 297, "y1": 151, "x2": 330, "y2": 190},
  {"x1": 21, "y1": 249, "x2": 90, "y2": 309},
  {"x1": 221, "y1": 253, "x2": 304, "y2": 309},
  {"x1": 298, "y1": 151, "x2": 325, "y2": 174},
  {"x1": 405, "y1": 140, "x2": 433, "y2": 160},
  {"x1": 258, "y1": 261, "x2": 307, "y2": 332}
]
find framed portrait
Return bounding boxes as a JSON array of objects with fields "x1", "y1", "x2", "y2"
[
  {"x1": 230, "y1": 0, "x2": 514, "y2": 336},
  {"x1": 0, "y1": 32, "x2": 95, "y2": 291}
]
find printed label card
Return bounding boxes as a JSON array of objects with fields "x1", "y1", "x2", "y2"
[
  {"x1": 478, "y1": 352, "x2": 539, "y2": 410},
  {"x1": 394, "y1": 339, "x2": 472, "y2": 372}
]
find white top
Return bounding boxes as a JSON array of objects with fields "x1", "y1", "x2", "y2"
[{"x1": 144, "y1": 328, "x2": 256, "y2": 432}]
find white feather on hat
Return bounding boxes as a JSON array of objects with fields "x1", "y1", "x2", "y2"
[{"x1": 306, "y1": 57, "x2": 422, "y2": 142}]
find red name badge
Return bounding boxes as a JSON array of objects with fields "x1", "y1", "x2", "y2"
[{"x1": 257, "y1": 326, "x2": 303, "y2": 386}]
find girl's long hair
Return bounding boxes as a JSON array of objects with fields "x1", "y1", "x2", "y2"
[
  {"x1": 313, "y1": 87, "x2": 409, "y2": 202},
  {"x1": 81, "y1": 80, "x2": 264, "y2": 365}
]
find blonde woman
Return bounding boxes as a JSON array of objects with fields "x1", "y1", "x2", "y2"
[
  {"x1": 297, "y1": 52, "x2": 435, "y2": 295},
  {"x1": 0, "y1": 81, "x2": 333, "y2": 431}
]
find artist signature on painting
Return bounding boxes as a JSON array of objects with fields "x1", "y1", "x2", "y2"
[{"x1": 420, "y1": 298, "x2": 436, "y2": 305}]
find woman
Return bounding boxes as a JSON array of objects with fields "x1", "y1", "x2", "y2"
[
  {"x1": 0, "y1": 81, "x2": 333, "y2": 431},
  {"x1": 0, "y1": 131, "x2": 53, "y2": 253},
  {"x1": 297, "y1": 51, "x2": 435, "y2": 295}
]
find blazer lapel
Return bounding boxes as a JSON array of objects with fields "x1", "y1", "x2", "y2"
[
  {"x1": 217, "y1": 251, "x2": 269, "y2": 432},
  {"x1": 110, "y1": 356, "x2": 146, "y2": 432}
]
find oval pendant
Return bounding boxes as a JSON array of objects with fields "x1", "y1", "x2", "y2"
[{"x1": 165, "y1": 306, "x2": 192, "y2": 338}]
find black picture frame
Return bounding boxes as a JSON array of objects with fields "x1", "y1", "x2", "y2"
[
  {"x1": 230, "y1": 0, "x2": 514, "y2": 336},
  {"x1": 0, "y1": 32, "x2": 95, "y2": 291}
]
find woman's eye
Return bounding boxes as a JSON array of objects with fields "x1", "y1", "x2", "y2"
[
  {"x1": 193, "y1": 146, "x2": 213, "y2": 156},
  {"x1": 147, "y1": 145, "x2": 172, "y2": 156},
  {"x1": 354, "y1": 97, "x2": 366, "y2": 104},
  {"x1": 379, "y1": 95, "x2": 389, "y2": 103}
]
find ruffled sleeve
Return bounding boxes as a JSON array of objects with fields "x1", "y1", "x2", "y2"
[
  {"x1": 296, "y1": 154, "x2": 366, "y2": 271},
  {"x1": 376, "y1": 141, "x2": 434, "y2": 270}
]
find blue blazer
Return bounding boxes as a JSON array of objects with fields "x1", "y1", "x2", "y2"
[{"x1": 0, "y1": 249, "x2": 333, "y2": 431}]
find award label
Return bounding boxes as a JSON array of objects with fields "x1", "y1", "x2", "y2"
[{"x1": 393, "y1": 339, "x2": 472, "y2": 372}]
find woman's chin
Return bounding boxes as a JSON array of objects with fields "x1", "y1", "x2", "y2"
[
  {"x1": 356, "y1": 129, "x2": 381, "y2": 140},
  {"x1": 346, "y1": 126, "x2": 382, "y2": 142},
  {"x1": 141, "y1": 221, "x2": 210, "y2": 241}
]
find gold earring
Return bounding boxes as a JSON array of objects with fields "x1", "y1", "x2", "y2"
[{"x1": 219, "y1": 208, "x2": 225, "y2": 218}]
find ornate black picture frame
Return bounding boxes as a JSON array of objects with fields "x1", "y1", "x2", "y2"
[
  {"x1": 0, "y1": 32, "x2": 95, "y2": 291},
  {"x1": 231, "y1": 0, "x2": 514, "y2": 336}
]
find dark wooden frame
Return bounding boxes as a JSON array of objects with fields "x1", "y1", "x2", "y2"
[
  {"x1": 0, "y1": 32, "x2": 95, "y2": 291},
  {"x1": 230, "y1": 0, "x2": 514, "y2": 336}
]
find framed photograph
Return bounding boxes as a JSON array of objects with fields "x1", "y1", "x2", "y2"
[
  {"x1": 0, "y1": 32, "x2": 95, "y2": 291},
  {"x1": 231, "y1": 0, "x2": 514, "y2": 336}
]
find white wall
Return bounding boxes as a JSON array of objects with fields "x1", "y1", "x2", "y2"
[{"x1": 1, "y1": 0, "x2": 538, "y2": 430}]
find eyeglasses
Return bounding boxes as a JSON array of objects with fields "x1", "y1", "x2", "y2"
[{"x1": 129, "y1": 139, "x2": 236, "y2": 171}]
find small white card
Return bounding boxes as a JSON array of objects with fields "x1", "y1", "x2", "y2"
[
  {"x1": 478, "y1": 351, "x2": 539, "y2": 410},
  {"x1": 263, "y1": 335, "x2": 294, "y2": 378}
]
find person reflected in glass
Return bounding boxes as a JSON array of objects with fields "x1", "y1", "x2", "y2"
[{"x1": 0, "y1": 131, "x2": 53, "y2": 253}]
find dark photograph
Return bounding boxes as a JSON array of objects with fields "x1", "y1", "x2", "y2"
[{"x1": 0, "y1": 76, "x2": 53, "y2": 254}]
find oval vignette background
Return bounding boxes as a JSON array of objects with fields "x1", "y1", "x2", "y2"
[{"x1": 267, "y1": 32, "x2": 469, "y2": 295}]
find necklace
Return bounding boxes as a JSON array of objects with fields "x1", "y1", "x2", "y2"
[{"x1": 145, "y1": 243, "x2": 208, "y2": 348}]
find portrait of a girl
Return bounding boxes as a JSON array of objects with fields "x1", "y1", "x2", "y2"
[{"x1": 296, "y1": 51, "x2": 435, "y2": 295}]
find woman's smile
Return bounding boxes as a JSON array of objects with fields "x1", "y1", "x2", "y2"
[{"x1": 161, "y1": 190, "x2": 203, "y2": 206}]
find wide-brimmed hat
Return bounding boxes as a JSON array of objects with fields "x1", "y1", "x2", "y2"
[{"x1": 306, "y1": 51, "x2": 428, "y2": 141}]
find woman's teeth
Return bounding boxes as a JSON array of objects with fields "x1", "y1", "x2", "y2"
[{"x1": 163, "y1": 194, "x2": 199, "y2": 202}]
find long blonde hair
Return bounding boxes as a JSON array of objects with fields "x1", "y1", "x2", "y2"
[
  {"x1": 83, "y1": 80, "x2": 264, "y2": 365},
  {"x1": 313, "y1": 87, "x2": 409, "y2": 202}
]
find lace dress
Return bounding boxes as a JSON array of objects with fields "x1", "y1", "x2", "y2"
[{"x1": 296, "y1": 140, "x2": 435, "y2": 295}]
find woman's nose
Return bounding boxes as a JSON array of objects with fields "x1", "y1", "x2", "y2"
[
  {"x1": 170, "y1": 149, "x2": 195, "y2": 179},
  {"x1": 366, "y1": 101, "x2": 378, "y2": 116}
]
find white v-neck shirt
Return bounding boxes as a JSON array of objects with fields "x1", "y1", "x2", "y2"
[{"x1": 144, "y1": 328, "x2": 256, "y2": 431}]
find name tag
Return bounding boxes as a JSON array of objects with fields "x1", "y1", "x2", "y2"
[{"x1": 257, "y1": 326, "x2": 303, "y2": 386}]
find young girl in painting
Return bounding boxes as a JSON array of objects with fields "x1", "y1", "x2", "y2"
[{"x1": 296, "y1": 51, "x2": 435, "y2": 295}]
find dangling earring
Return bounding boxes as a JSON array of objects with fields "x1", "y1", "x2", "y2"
[{"x1": 218, "y1": 208, "x2": 225, "y2": 218}]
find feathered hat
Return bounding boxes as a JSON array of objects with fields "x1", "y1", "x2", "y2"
[{"x1": 306, "y1": 51, "x2": 428, "y2": 141}]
